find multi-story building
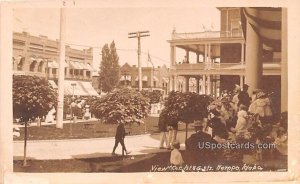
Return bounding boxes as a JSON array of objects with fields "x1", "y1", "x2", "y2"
[
  {"x1": 12, "y1": 32, "x2": 98, "y2": 96},
  {"x1": 119, "y1": 63, "x2": 170, "y2": 96},
  {"x1": 168, "y1": 7, "x2": 286, "y2": 113}
]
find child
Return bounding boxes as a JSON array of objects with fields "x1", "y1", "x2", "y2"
[
  {"x1": 234, "y1": 104, "x2": 249, "y2": 137},
  {"x1": 170, "y1": 140, "x2": 184, "y2": 166}
]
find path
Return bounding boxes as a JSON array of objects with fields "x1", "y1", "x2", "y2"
[{"x1": 13, "y1": 133, "x2": 186, "y2": 160}]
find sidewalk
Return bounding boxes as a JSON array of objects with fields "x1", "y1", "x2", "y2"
[{"x1": 13, "y1": 133, "x2": 180, "y2": 160}]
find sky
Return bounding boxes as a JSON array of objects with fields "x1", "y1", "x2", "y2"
[{"x1": 13, "y1": 7, "x2": 220, "y2": 70}]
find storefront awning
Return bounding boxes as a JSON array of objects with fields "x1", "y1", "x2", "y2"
[
  {"x1": 48, "y1": 80, "x2": 58, "y2": 89},
  {"x1": 70, "y1": 61, "x2": 84, "y2": 69},
  {"x1": 80, "y1": 81, "x2": 99, "y2": 96},
  {"x1": 64, "y1": 80, "x2": 98, "y2": 96},
  {"x1": 47, "y1": 60, "x2": 59, "y2": 68},
  {"x1": 86, "y1": 63, "x2": 94, "y2": 71},
  {"x1": 47, "y1": 60, "x2": 68, "y2": 68}
]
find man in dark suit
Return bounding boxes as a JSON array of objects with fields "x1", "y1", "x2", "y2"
[
  {"x1": 112, "y1": 122, "x2": 131, "y2": 156},
  {"x1": 238, "y1": 84, "x2": 251, "y2": 108},
  {"x1": 185, "y1": 120, "x2": 221, "y2": 165}
]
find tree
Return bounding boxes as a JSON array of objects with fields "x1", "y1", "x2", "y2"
[
  {"x1": 13, "y1": 75, "x2": 57, "y2": 166},
  {"x1": 98, "y1": 41, "x2": 120, "y2": 93},
  {"x1": 90, "y1": 88, "x2": 150, "y2": 124},
  {"x1": 161, "y1": 91, "x2": 211, "y2": 140},
  {"x1": 141, "y1": 90, "x2": 162, "y2": 104}
]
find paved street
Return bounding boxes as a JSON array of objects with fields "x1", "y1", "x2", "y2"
[{"x1": 13, "y1": 133, "x2": 180, "y2": 160}]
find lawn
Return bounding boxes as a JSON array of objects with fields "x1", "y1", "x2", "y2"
[{"x1": 14, "y1": 116, "x2": 195, "y2": 141}]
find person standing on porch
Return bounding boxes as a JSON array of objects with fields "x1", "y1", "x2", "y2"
[{"x1": 238, "y1": 84, "x2": 251, "y2": 108}]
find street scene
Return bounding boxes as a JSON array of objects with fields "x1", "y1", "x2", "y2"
[{"x1": 9, "y1": 6, "x2": 288, "y2": 173}]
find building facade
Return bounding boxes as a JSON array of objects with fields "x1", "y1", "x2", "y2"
[
  {"x1": 168, "y1": 7, "x2": 286, "y2": 112},
  {"x1": 12, "y1": 32, "x2": 98, "y2": 96},
  {"x1": 119, "y1": 63, "x2": 170, "y2": 96}
]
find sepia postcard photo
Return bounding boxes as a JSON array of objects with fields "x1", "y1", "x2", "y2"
[{"x1": 0, "y1": 0, "x2": 299, "y2": 183}]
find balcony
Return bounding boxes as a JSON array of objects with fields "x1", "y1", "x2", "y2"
[
  {"x1": 172, "y1": 61, "x2": 281, "y2": 76},
  {"x1": 172, "y1": 31, "x2": 243, "y2": 40}
]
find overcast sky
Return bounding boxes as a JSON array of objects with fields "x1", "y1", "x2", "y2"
[{"x1": 13, "y1": 7, "x2": 220, "y2": 69}]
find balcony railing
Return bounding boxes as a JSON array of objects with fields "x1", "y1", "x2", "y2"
[
  {"x1": 174, "y1": 62, "x2": 242, "y2": 70},
  {"x1": 172, "y1": 31, "x2": 243, "y2": 40}
]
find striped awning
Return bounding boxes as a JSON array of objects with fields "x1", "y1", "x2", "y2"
[
  {"x1": 70, "y1": 61, "x2": 84, "y2": 69},
  {"x1": 86, "y1": 63, "x2": 94, "y2": 71},
  {"x1": 47, "y1": 60, "x2": 59, "y2": 68},
  {"x1": 64, "y1": 80, "x2": 99, "y2": 96},
  {"x1": 47, "y1": 60, "x2": 68, "y2": 68},
  {"x1": 48, "y1": 80, "x2": 58, "y2": 89},
  {"x1": 241, "y1": 7, "x2": 282, "y2": 52}
]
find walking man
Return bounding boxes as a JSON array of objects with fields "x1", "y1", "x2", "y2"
[{"x1": 112, "y1": 121, "x2": 131, "y2": 156}]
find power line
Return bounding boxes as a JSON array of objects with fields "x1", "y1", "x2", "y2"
[
  {"x1": 66, "y1": 42, "x2": 170, "y2": 64},
  {"x1": 128, "y1": 30, "x2": 150, "y2": 92}
]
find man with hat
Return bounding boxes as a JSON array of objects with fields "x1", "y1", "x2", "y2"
[
  {"x1": 238, "y1": 84, "x2": 251, "y2": 108},
  {"x1": 185, "y1": 120, "x2": 220, "y2": 164}
]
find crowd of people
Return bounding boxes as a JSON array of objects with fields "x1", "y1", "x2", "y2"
[{"x1": 157, "y1": 84, "x2": 287, "y2": 166}]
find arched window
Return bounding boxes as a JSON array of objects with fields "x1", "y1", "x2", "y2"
[
  {"x1": 29, "y1": 60, "x2": 37, "y2": 72},
  {"x1": 37, "y1": 61, "x2": 44, "y2": 72},
  {"x1": 17, "y1": 57, "x2": 25, "y2": 71}
]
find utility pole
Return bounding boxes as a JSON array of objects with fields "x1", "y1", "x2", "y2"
[
  {"x1": 128, "y1": 31, "x2": 150, "y2": 91},
  {"x1": 56, "y1": 8, "x2": 66, "y2": 129}
]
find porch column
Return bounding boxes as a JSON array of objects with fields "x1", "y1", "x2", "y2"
[
  {"x1": 0, "y1": 4, "x2": 13, "y2": 179},
  {"x1": 196, "y1": 53, "x2": 199, "y2": 63},
  {"x1": 184, "y1": 76, "x2": 190, "y2": 93},
  {"x1": 240, "y1": 75, "x2": 244, "y2": 91},
  {"x1": 245, "y1": 19, "x2": 263, "y2": 95},
  {"x1": 214, "y1": 79, "x2": 218, "y2": 98},
  {"x1": 202, "y1": 75, "x2": 206, "y2": 94},
  {"x1": 185, "y1": 49, "x2": 189, "y2": 63},
  {"x1": 173, "y1": 75, "x2": 178, "y2": 91},
  {"x1": 281, "y1": 8, "x2": 287, "y2": 112},
  {"x1": 208, "y1": 44, "x2": 211, "y2": 63},
  {"x1": 48, "y1": 68, "x2": 53, "y2": 78},
  {"x1": 170, "y1": 45, "x2": 176, "y2": 66},
  {"x1": 169, "y1": 76, "x2": 173, "y2": 92},
  {"x1": 207, "y1": 75, "x2": 211, "y2": 95},
  {"x1": 204, "y1": 44, "x2": 207, "y2": 63},
  {"x1": 241, "y1": 43, "x2": 245, "y2": 65},
  {"x1": 196, "y1": 77, "x2": 200, "y2": 94}
]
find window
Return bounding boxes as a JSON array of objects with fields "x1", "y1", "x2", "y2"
[{"x1": 29, "y1": 61, "x2": 37, "y2": 72}]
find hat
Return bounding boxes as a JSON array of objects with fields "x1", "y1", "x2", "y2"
[
  {"x1": 192, "y1": 120, "x2": 205, "y2": 127},
  {"x1": 243, "y1": 84, "x2": 249, "y2": 89},
  {"x1": 253, "y1": 89, "x2": 262, "y2": 93},
  {"x1": 210, "y1": 109, "x2": 221, "y2": 116},
  {"x1": 234, "y1": 84, "x2": 241, "y2": 91},
  {"x1": 221, "y1": 97, "x2": 230, "y2": 103},
  {"x1": 172, "y1": 140, "x2": 181, "y2": 149},
  {"x1": 172, "y1": 140, "x2": 180, "y2": 146},
  {"x1": 257, "y1": 91, "x2": 266, "y2": 99}
]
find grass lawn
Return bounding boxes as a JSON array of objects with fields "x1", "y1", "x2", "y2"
[{"x1": 14, "y1": 116, "x2": 195, "y2": 141}]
